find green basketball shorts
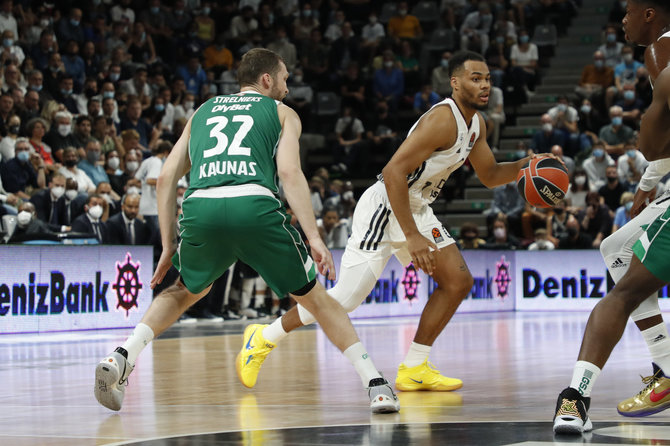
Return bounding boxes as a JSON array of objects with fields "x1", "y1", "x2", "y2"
[{"x1": 632, "y1": 206, "x2": 670, "y2": 283}]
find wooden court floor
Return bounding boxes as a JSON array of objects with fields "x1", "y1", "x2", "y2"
[{"x1": 2, "y1": 311, "x2": 670, "y2": 445}]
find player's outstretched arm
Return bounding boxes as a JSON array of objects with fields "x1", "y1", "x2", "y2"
[{"x1": 639, "y1": 68, "x2": 670, "y2": 162}]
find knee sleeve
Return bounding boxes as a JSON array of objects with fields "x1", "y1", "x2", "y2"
[
  {"x1": 631, "y1": 293, "x2": 662, "y2": 322},
  {"x1": 296, "y1": 262, "x2": 379, "y2": 325}
]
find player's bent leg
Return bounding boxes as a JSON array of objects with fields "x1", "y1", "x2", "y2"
[
  {"x1": 95, "y1": 279, "x2": 211, "y2": 411},
  {"x1": 396, "y1": 245, "x2": 472, "y2": 392}
]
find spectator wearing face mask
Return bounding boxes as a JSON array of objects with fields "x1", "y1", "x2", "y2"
[
  {"x1": 111, "y1": 150, "x2": 140, "y2": 196},
  {"x1": 583, "y1": 143, "x2": 615, "y2": 192},
  {"x1": 96, "y1": 181, "x2": 120, "y2": 217},
  {"x1": 267, "y1": 27, "x2": 297, "y2": 72},
  {"x1": 575, "y1": 50, "x2": 614, "y2": 105},
  {"x1": 617, "y1": 145, "x2": 648, "y2": 191},
  {"x1": 598, "y1": 165, "x2": 626, "y2": 217},
  {"x1": 71, "y1": 193, "x2": 107, "y2": 243},
  {"x1": 599, "y1": 105, "x2": 634, "y2": 157},
  {"x1": 528, "y1": 228, "x2": 555, "y2": 250},
  {"x1": 458, "y1": 222, "x2": 487, "y2": 249},
  {"x1": 0, "y1": 138, "x2": 46, "y2": 200},
  {"x1": 484, "y1": 216, "x2": 521, "y2": 250},
  {"x1": 0, "y1": 113, "x2": 20, "y2": 160},
  {"x1": 546, "y1": 200, "x2": 573, "y2": 247},
  {"x1": 579, "y1": 191, "x2": 613, "y2": 248},
  {"x1": 30, "y1": 172, "x2": 70, "y2": 230},
  {"x1": 530, "y1": 113, "x2": 567, "y2": 154},
  {"x1": 135, "y1": 140, "x2": 171, "y2": 243},
  {"x1": 8, "y1": 202, "x2": 55, "y2": 243},
  {"x1": 565, "y1": 168, "x2": 591, "y2": 212},
  {"x1": 44, "y1": 110, "x2": 79, "y2": 161},
  {"x1": 558, "y1": 214, "x2": 593, "y2": 249},
  {"x1": 77, "y1": 140, "x2": 109, "y2": 188},
  {"x1": 58, "y1": 146, "x2": 96, "y2": 193},
  {"x1": 615, "y1": 83, "x2": 645, "y2": 129},
  {"x1": 105, "y1": 192, "x2": 151, "y2": 245},
  {"x1": 432, "y1": 52, "x2": 453, "y2": 98},
  {"x1": 612, "y1": 191, "x2": 635, "y2": 232},
  {"x1": 55, "y1": 178, "x2": 85, "y2": 226},
  {"x1": 598, "y1": 25, "x2": 624, "y2": 68}
]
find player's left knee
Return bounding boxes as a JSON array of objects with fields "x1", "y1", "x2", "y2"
[{"x1": 599, "y1": 232, "x2": 620, "y2": 259}]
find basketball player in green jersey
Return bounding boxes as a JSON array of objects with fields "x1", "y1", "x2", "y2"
[
  {"x1": 553, "y1": 0, "x2": 670, "y2": 434},
  {"x1": 93, "y1": 48, "x2": 399, "y2": 414}
]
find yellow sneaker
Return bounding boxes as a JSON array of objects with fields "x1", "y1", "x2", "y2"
[
  {"x1": 618, "y1": 363, "x2": 670, "y2": 417},
  {"x1": 236, "y1": 324, "x2": 275, "y2": 388},
  {"x1": 395, "y1": 359, "x2": 463, "y2": 391}
]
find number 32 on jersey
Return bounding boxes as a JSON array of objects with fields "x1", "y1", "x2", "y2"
[{"x1": 198, "y1": 115, "x2": 258, "y2": 179}]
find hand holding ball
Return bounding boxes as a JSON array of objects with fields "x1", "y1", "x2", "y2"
[{"x1": 516, "y1": 156, "x2": 569, "y2": 208}]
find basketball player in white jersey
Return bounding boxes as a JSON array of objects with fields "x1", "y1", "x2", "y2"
[
  {"x1": 237, "y1": 51, "x2": 546, "y2": 391},
  {"x1": 553, "y1": 0, "x2": 670, "y2": 434}
]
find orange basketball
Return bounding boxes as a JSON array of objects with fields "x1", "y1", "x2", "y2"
[{"x1": 516, "y1": 156, "x2": 569, "y2": 208}]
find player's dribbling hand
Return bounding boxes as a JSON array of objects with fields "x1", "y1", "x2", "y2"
[
  {"x1": 150, "y1": 246, "x2": 176, "y2": 289},
  {"x1": 531, "y1": 152, "x2": 568, "y2": 171},
  {"x1": 309, "y1": 238, "x2": 336, "y2": 281},
  {"x1": 631, "y1": 188, "x2": 656, "y2": 218},
  {"x1": 407, "y1": 232, "x2": 437, "y2": 275}
]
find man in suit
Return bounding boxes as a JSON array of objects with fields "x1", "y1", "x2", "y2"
[
  {"x1": 30, "y1": 173, "x2": 69, "y2": 231},
  {"x1": 56, "y1": 178, "x2": 86, "y2": 226},
  {"x1": 105, "y1": 193, "x2": 150, "y2": 245},
  {"x1": 8, "y1": 202, "x2": 55, "y2": 243},
  {"x1": 71, "y1": 193, "x2": 107, "y2": 243}
]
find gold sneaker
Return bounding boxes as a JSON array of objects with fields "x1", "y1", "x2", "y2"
[
  {"x1": 236, "y1": 324, "x2": 275, "y2": 388},
  {"x1": 395, "y1": 359, "x2": 463, "y2": 391},
  {"x1": 618, "y1": 363, "x2": 670, "y2": 417}
]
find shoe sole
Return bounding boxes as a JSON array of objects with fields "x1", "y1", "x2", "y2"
[
  {"x1": 371, "y1": 398, "x2": 400, "y2": 414},
  {"x1": 395, "y1": 381, "x2": 463, "y2": 391},
  {"x1": 94, "y1": 360, "x2": 123, "y2": 411},
  {"x1": 236, "y1": 325, "x2": 260, "y2": 389},
  {"x1": 618, "y1": 402, "x2": 670, "y2": 417},
  {"x1": 553, "y1": 417, "x2": 592, "y2": 435}
]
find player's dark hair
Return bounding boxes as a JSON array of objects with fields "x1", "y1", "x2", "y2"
[
  {"x1": 630, "y1": 0, "x2": 670, "y2": 13},
  {"x1": 447, "y1": 51, "x2": 485, "y2": 78},
  {"x1": 237, "y1": 48, "x2": 285, "y2": 87}
]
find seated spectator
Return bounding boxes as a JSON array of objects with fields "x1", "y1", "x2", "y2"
[
  {"x1": 126, "y1": 22, "x2": 157, "y2": 66},
  {"x1": 284, "y1": 68, "x2": 313, "y2": 129},
  {"x1": 460, "y1": 3, "x2": 494, "y2": 54},
  {"x1": 598, "y1": 165, "x2": 626, "y2": 217},
  {"x1": 598, "y1": 25, "x2": 624, "y2": 68},
  {"x1": 575, "y1": 50, "x2": 614, "y2": 106},
  {"x1": 530, "y1": 113, "x2": 567, "y2": 154},
  {"x1": 44, "y1": 110, "x2": 80, "y2": 162},
  {"x1": 509, "y1": 28, "x2": 539, "y2": 94},
  {"x1": 71, "y1": 193, "x2": 107, "y2": 243},
  {"x1": 612, "y1": 45, "x2": 643, "y2": 93},
  {"x1": 366, "y1": 99, "x2": 401, "y2": 159},
  {"x1": 550, "y1": 144, "x2": 575, "y2": 177},
  {"x1": 78, "y1": 140, "x2": 109, "y2": 186},
  {"x1": 480, "y1": 86, "x2": 505, "y2": 151},
  {"x1": 61, "y1": 40, "x2": 86, "y2": 90},
  {"x1": 635, "y1": 65, "x2": 653, "y2": 107},
  {"x1": 173, "y1": 92, "x2": 196, "y2": 122},
  {"x1": 485, "y1": 30, "x2": 510, "y2": 89},
  {"x1": 323, "y1": 179, "x2": 357, "y2": 220},
  {"x1": 558, "y1": 214, "x2": 593, "y2": 249},
  {"x1": 1, "y1": 29, "x2": 24, "y2": 65},
  {"x1": 21, "y1": 90, "x2": 42, "y2": 126},
  {"x1": 120, "y1": 129, "x2": 148, "y2": 160},
  {"x1": 615, "y1": 82, "x2": 644, "y2": 129},
  {"x1": 339, "y1": 62, "x2": 366, "y2": 110},
  {"x1": 105, "y1": 192, "x2": 151, "y2": 245},
  {"x1": 577, "y1": 98, "x2": 608, "y2": 145},
  {"x1": 54, "y1": 74, "x2": 78, "y2": 114},
  {"x1": 413, "y1": 84, "x2": 440, "y2": 116},
  {"x1": 579, "y1": 191, "x2": 613, "y2": 248},
  {"x1": 292, "y1": 3, "x2": 320, "y2": 46},
  {"x1": 120, "y1": 68, "x2": 153, "y2": 109},
  {"x1": 0, "y1": 113, "x2": 20, "y2": 160},
  {"x1": 0, "y1": 169, "x2": 18, "y2": 214},
  {"x1": 547, "y1": 95, "x2": 588, "y2": 157},
  {"x1": 0, "y1": 92, "x2": 14, "y2": 137},
  {"x1": 486, "y1": 180, "x2": 526, "y2": 236},
  {"x1": 373, "y1": 50, "x2": 404, "y2": 112},
  {"x1": 8, "y1": 202, "x2": 54, "y2": 243},
  {"x1": 0, "y1": 138, "x2": 46, "y2": 199},
  {"x1": 57, "y1": 8, "x2": 85, "y2": 45},
  {"x1": 617, "y1": 145, "x2": 647, "y2": 192},
  {"x1": 59, "y1": 146, "x2": 95, "y2": 193},
  {"x1": 332, "y1": 106, "x2": 366, "y2": 174},
  {"x1": 96, "y1": 181, "x2": 120, "y2": 217},
  {"x1": 599, "y1": 105, "x2": 634, "y2": 157},
  {"x1": 309, "y1": 175, "x2": 326, "y2": 218},
  {"x1": 329, "y1": 21, "x2": 360, "y2": 80},
  {"x1": 612, "y1": 191, "x2": 634, "y2": 232},
  {"x1": 431, "y1": 52, "x2": 453, "y2": 98},
  {"x1": 317, "y1": 206, "x2": 350, "y2": 249},
  {"x1": 93, "y1": 116, "x2": 122, "y2": 156},
  {"x1": 458, "y1": 222, "x2": 487, "y2": 249},
  {"x1": 55, "y1": 178, "x2": 86, "y2": 227},
  {"x1": 177, "y1": 54, "x2": 208, "y2": 96},
  {"x1": 583, "y1": 143, "x2": 616, "y2": 192},
  {"x1": 30, "y1": 172, "x2": 68, "y2": 230},
  {"x1": 483, "y1": 215, "x2": 521, "y2": 250},
  {"x1": 301, "y1": 28, "x2": 329, "y2": 87},
  {"x1": 31, "y1": 29, "x2": 58, "y2": 72},
  {"x1": 546, "y1": 199, "x2": 573, "y2": 247},
  {"x1": 361, "y1": 12, "x2": 385, "y2": 62},
  {"x1": 119, "y1": 98, "x2": 157, "y2": 151},
  {"x1": 528, "y1": 228, "x2": 555, "y2": 250},
  {"x1": 266, "y1": 28, "x2": 297, "y2": 71},
  {"x1": 72, "y1": 115, "x2": 94, "y2": 150},
  {"x1": 73, "y1": 77, "x2": 98, "y2": 116},
  {"x1": 397, "y1": 40, "x2": 420, "y2": 92},
  {"x1": 388, "y1": 1, "x2": 423, "y2": 42},
  {"x1": 565, "y1": 168, "x2": 591, "y2": 213}
]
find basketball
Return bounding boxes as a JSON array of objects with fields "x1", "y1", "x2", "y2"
[{"x1": 516, "y1": 156, "x2": 569, "y2": 208}]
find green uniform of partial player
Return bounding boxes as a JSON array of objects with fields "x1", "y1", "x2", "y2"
[
  {"x1": 633, "y1": 206, "x2": 670, "y2": 282},
  {"x1": 173, "y1": 92, "x2": 316, "y2": 295}
]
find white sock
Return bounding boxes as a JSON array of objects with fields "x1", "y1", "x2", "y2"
[
  {"x1": 262, "y1": 319, "x2": 288, "y2": 344},
  {"x1": 642, "y1": 324, "x2": 670, "y2": 374},
  {"x1": 569, "y1": 360, "x2": 601, "y2": 397},
  {"x1": 343, "y1": 342, "x2": 382, "y2": 387},
  {"x1": 403, "y1": 342, "x2": 431, "y2": 367},
  {"x1": 120, "y1": 323, "x2": 154, "y2": 366}
]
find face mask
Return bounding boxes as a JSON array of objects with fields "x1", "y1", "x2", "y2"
[
  {"x1": 65, "y1": 189, "x2": 78, "y2": 200},
  {"x1": 567, "y1": 227, "x2": 578, "y2": 237},
  {"x1": 87, "y1": 151, "x2": 100, "y2": 163},
  {"x1": 88, "y1": 204, "x2": 103, "y2": 219},
  {"x1": 557, "y1": 103, "x2": 567, "y2": 112},
  {"x1": 16, "y1": 150, "x2": 30, "y2": 162},
  {"x1": 553, "y1": 207, "x2": 564, "y2": 215},
  {"x1": 70, "y1": 19, "x2": 80, "y2": 27},
  {"x1": 607, "y1": 176, "x2": 617, "y2": 183},
  {"x1": 58, "y1": 124, "x2": 71, "y2": 136},
  {"x1": 369, "y1": 16, "x2": 377, "y2": 24},
  {"x1": 594, "y1": 60, "x2": 604, "y2": 69},
  {"x1": 493, "y1": 228, "x2": 506, "y2": 239},
  {"x1": 184, "y1": 100, "x2": 194, "y2": 110},
  {"x1": 519, "y1": 35, "x2": 529, "y2": 44},
  {"x1": 496, "y1": 36, "x2": 505, "y2": 44},
  {"x1": 620, "y1": 0, "x2": 627, "y2": 7},
  {"x1": 127, "y1": 186, "x2": 140, "y2": 195},
  {"x1": 103, "y1": 90, "x2": 115, "y2": 99},
  {"x1": 40, "y1": 19, "x2": 50, "y2": 28},
  {"x1": 61, "y1": 88, "x2": 73, "y2": 97},
  {"x1": 109, "y1": 72, "x2": 121, "y2": 82},
  {"x1": 441, "y1": 59, "x2": 449, "y2": 68},
  {"x1": 126, "y1": 161, "x2": 139, "y2": 172},
  {"x1": 30, "y1": 84, "x2": 43, "y2": 92},
  {"x1": 140, "y1": 31, "x2": 146, "y2": 42},
  {"x1": 107, "y1": 157, "x2": 120, "y2": 170},
  {"x1": 592, "y1": 148, "x2": 605, "y2": 158},
  {"x1": 17, "y1": 211, "x2": 32, "y2": 227},
  {"x1": 575, "y1": 176, "x2": 586, "y2": 186},
  {"x1": 293, "y1": 75, "x2": 303, "y2": 83},
  {"x1": 155, "y1": 104, "x2": 165, "y2": 112},
  {"x1": 175, "y1": 9, "x2": 184, "y2": 16},
  {"x1": 151, "y1": 6, "x2": 159, "y2": 14},
  {"x1": 623, "y1": 90, "x2": 635, "y2": 101},
  {"x1": 627, "y1": 149, "x2": 637, "y2": 158},
  {"x1": 51, "y1": 186, "x2": 65, "y2": 198},
  {"x1": 8, "y1": 124, "x2": 19, "y2": 134},
  {"x1": 611, "y1": 116, "x2": 623, "y2": 126},
  {"x1": 580, "y1": 104, "x2": 591, "y2": 114},
  {"x1": 623, "y1": 54, "x2": 633, "y2": 63},
  {"x1": 3, "y1": 38, "x2": 12, "y2": 47},
  {"x1": 625, "y1": 201, "x2": 633, "y2": 212},
  {"x1": 302, "y1": 10, "x2": 311, "y2": 17},
  {"x1": 542, "y1": 123, "x2": 553, "y2": 132},
  {"x1": 64, "y1": 159, "x2": 77, "y2": 167},
  {"x1": 384, "y1": 61, "x2": 394, "y2": 68},
  {"x1": 202, "y1": 7, "x2": 210, "y2": 15},
  {"x1": 606, "y1": 33, "x2": 616, "y2": 43},
  {"x1": 342, "y1": 190, "x2": 354, "y2": 201},
  {"x1": 398, "y1": 9, "x2": 407, "y2": 15}
]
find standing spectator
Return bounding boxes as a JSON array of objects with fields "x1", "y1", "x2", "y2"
[
  {"x1": 612, "y1": 191, "x2": 634, "y2": 232},
  {"x1": 579, "y1": 191, "x2": 612, "y2": 248},
  {"x1": 373, "y1": 50, "x2": 404, "y2": 112},
  {"x1": 431, "y1": 52, "x2": 453, "y2": 98},
  {"x1": 332, "y1": 106, "x2": 366, "y2": 174},
  {"x1": 459, "y1": 2, "x2": 493, "y2": 54},
  {"x1": 530, "y1": 113, "x2": 567, "y2": 154},
  {"x1": 599, "y1": 105, "x2": 634, "y2": 157},
  {"x1": 617, "y1": 144, "x2": 648, "y2": 191},
  {"x1": 135, "y1": 140, "x2": 171, "y2": 243},
  {"x1": 0, "y1": 138, "x2": 46, "y2": 199},
  {"x1": 58, "y1": 147, "x2": 95, "y2": 193},
  {"x1": 598, "y1": 25, "x2": 624, "y2": 68},
  {"x1": 267, "y1": 27, "x2": 297, "y2": 72},
  {"x1": 598, "y1": 165, "x2": 626, "y2": 216},
  {"x1": 575, "y1": 50, "x2": 614, "y2": 105},
  {"x1": 583, "y1": 143, "x2": 615, "y2": 192}
]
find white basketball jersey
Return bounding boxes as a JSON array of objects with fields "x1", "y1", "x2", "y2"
[{"x1": 376, "y1": 97, "x2": 480, "y2": 210}]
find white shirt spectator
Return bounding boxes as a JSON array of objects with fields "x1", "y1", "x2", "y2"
[
  {"x1": 0, "y1": 134, "x2": 16, "y2": 160},
  {"x1": 286, "y1": 82, "x2": 313, "y2": 103},
  {"x1": 267, "y1": 39, "x2": 298, "y2": 71},
  {"x1": 230, "y1": 15, "x2": 258, "y2": 38},
  {"x1": 59, "y1": 166, "x2": 96, "y2": 193},
  {"x1": 618, "y1": 150, "x2": 649, "y2": 186},
  {"x1": 219, "y1": 70, "x2": 239, "y2": 95},
  {"x1": 110, "y1": 6, "x2": 136, "y2": 26},
  {"x1": 276, "y1": 0, "x2": 299, "y2": 17},
  {"x1": 583, "y1": 154, "x2": 616, "y2": 192},
  {"x1": 135, "y1": 156, "x2": 164, "y2": 216},
  {"x1": 3, "y1": 44, "x2": 24, "y2": 65},
  {"x1": 0, "y1": 11, "x2": 18, "y2": 40},
  {"x1": 362, "y1": 21, "x2": 385, "y2": 44},
  {"x1": 510, "y1": 43, "x2": 539, "y2": 68},
  {"x1": 120, "y1": 79, "x2": 152, "y2": 98},
  {"x1": 238, "y1": 0, "x2": 262, "y2": 12},
  {"x1": 317, "y1": 217, "x2": 350, "y2": 249},
  {"x1": 161, "y1": 102, "x2": 176, "y2": 132},
  {"x1": 174, "y1": 103, "x2": 195, "y2": 121},
  {"x1": 335, "y1": 116, "x2": 365, "y2": 137}
]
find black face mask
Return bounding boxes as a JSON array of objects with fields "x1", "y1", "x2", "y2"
[
  {"x1": 554, "y1": 208, "x2": 564, "y2": 215},
  {"x1": 8, "y1": 124, "x2": 19, "y2": 134},
  {"x1": 64, "y1": 159, "x2": 77, "y2": 167},
  {"x1": 607, "y1": 176, "x2": 617, "y2": 183},
  {"x1": 567, "y1": 227, "x2": 578, "y2": 237}
]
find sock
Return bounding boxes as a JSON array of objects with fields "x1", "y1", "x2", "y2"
[
  {"x1": 343, "y1": 342, "x2": 382, "y2": 387},
  {"x1": 569, "y1": 360, "x2": 601, "y2": 397},
  {"x1": 120, "y1": 323, "x2": 154, "y2": 366},
  {"x1": 262, "y1": 319, "x2": 287, "y2": 344},
  {"x1": 642, "y1": 324, "x2": 670, "y2": 374},
  {"x1": 403, "y1": 342, "x2": 431, "y2": 367}
]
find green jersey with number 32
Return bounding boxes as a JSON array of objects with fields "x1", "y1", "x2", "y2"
[{"x1": 186, "y1": 91, "x2": 282, "y2": 198}]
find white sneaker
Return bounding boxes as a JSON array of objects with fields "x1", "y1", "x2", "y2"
[
  {"x1": 240, "y1": 307, "x2": 259, "y2": 319},
  {"x1": 368, "y1": 377, "x2": 400, "y2": 414},
  {"x1": 553, "y1": 387, "x2": 592, "y2": 434},
  {"x1": 95, "y1": 348, "x2": 134, "y2": 411}
]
